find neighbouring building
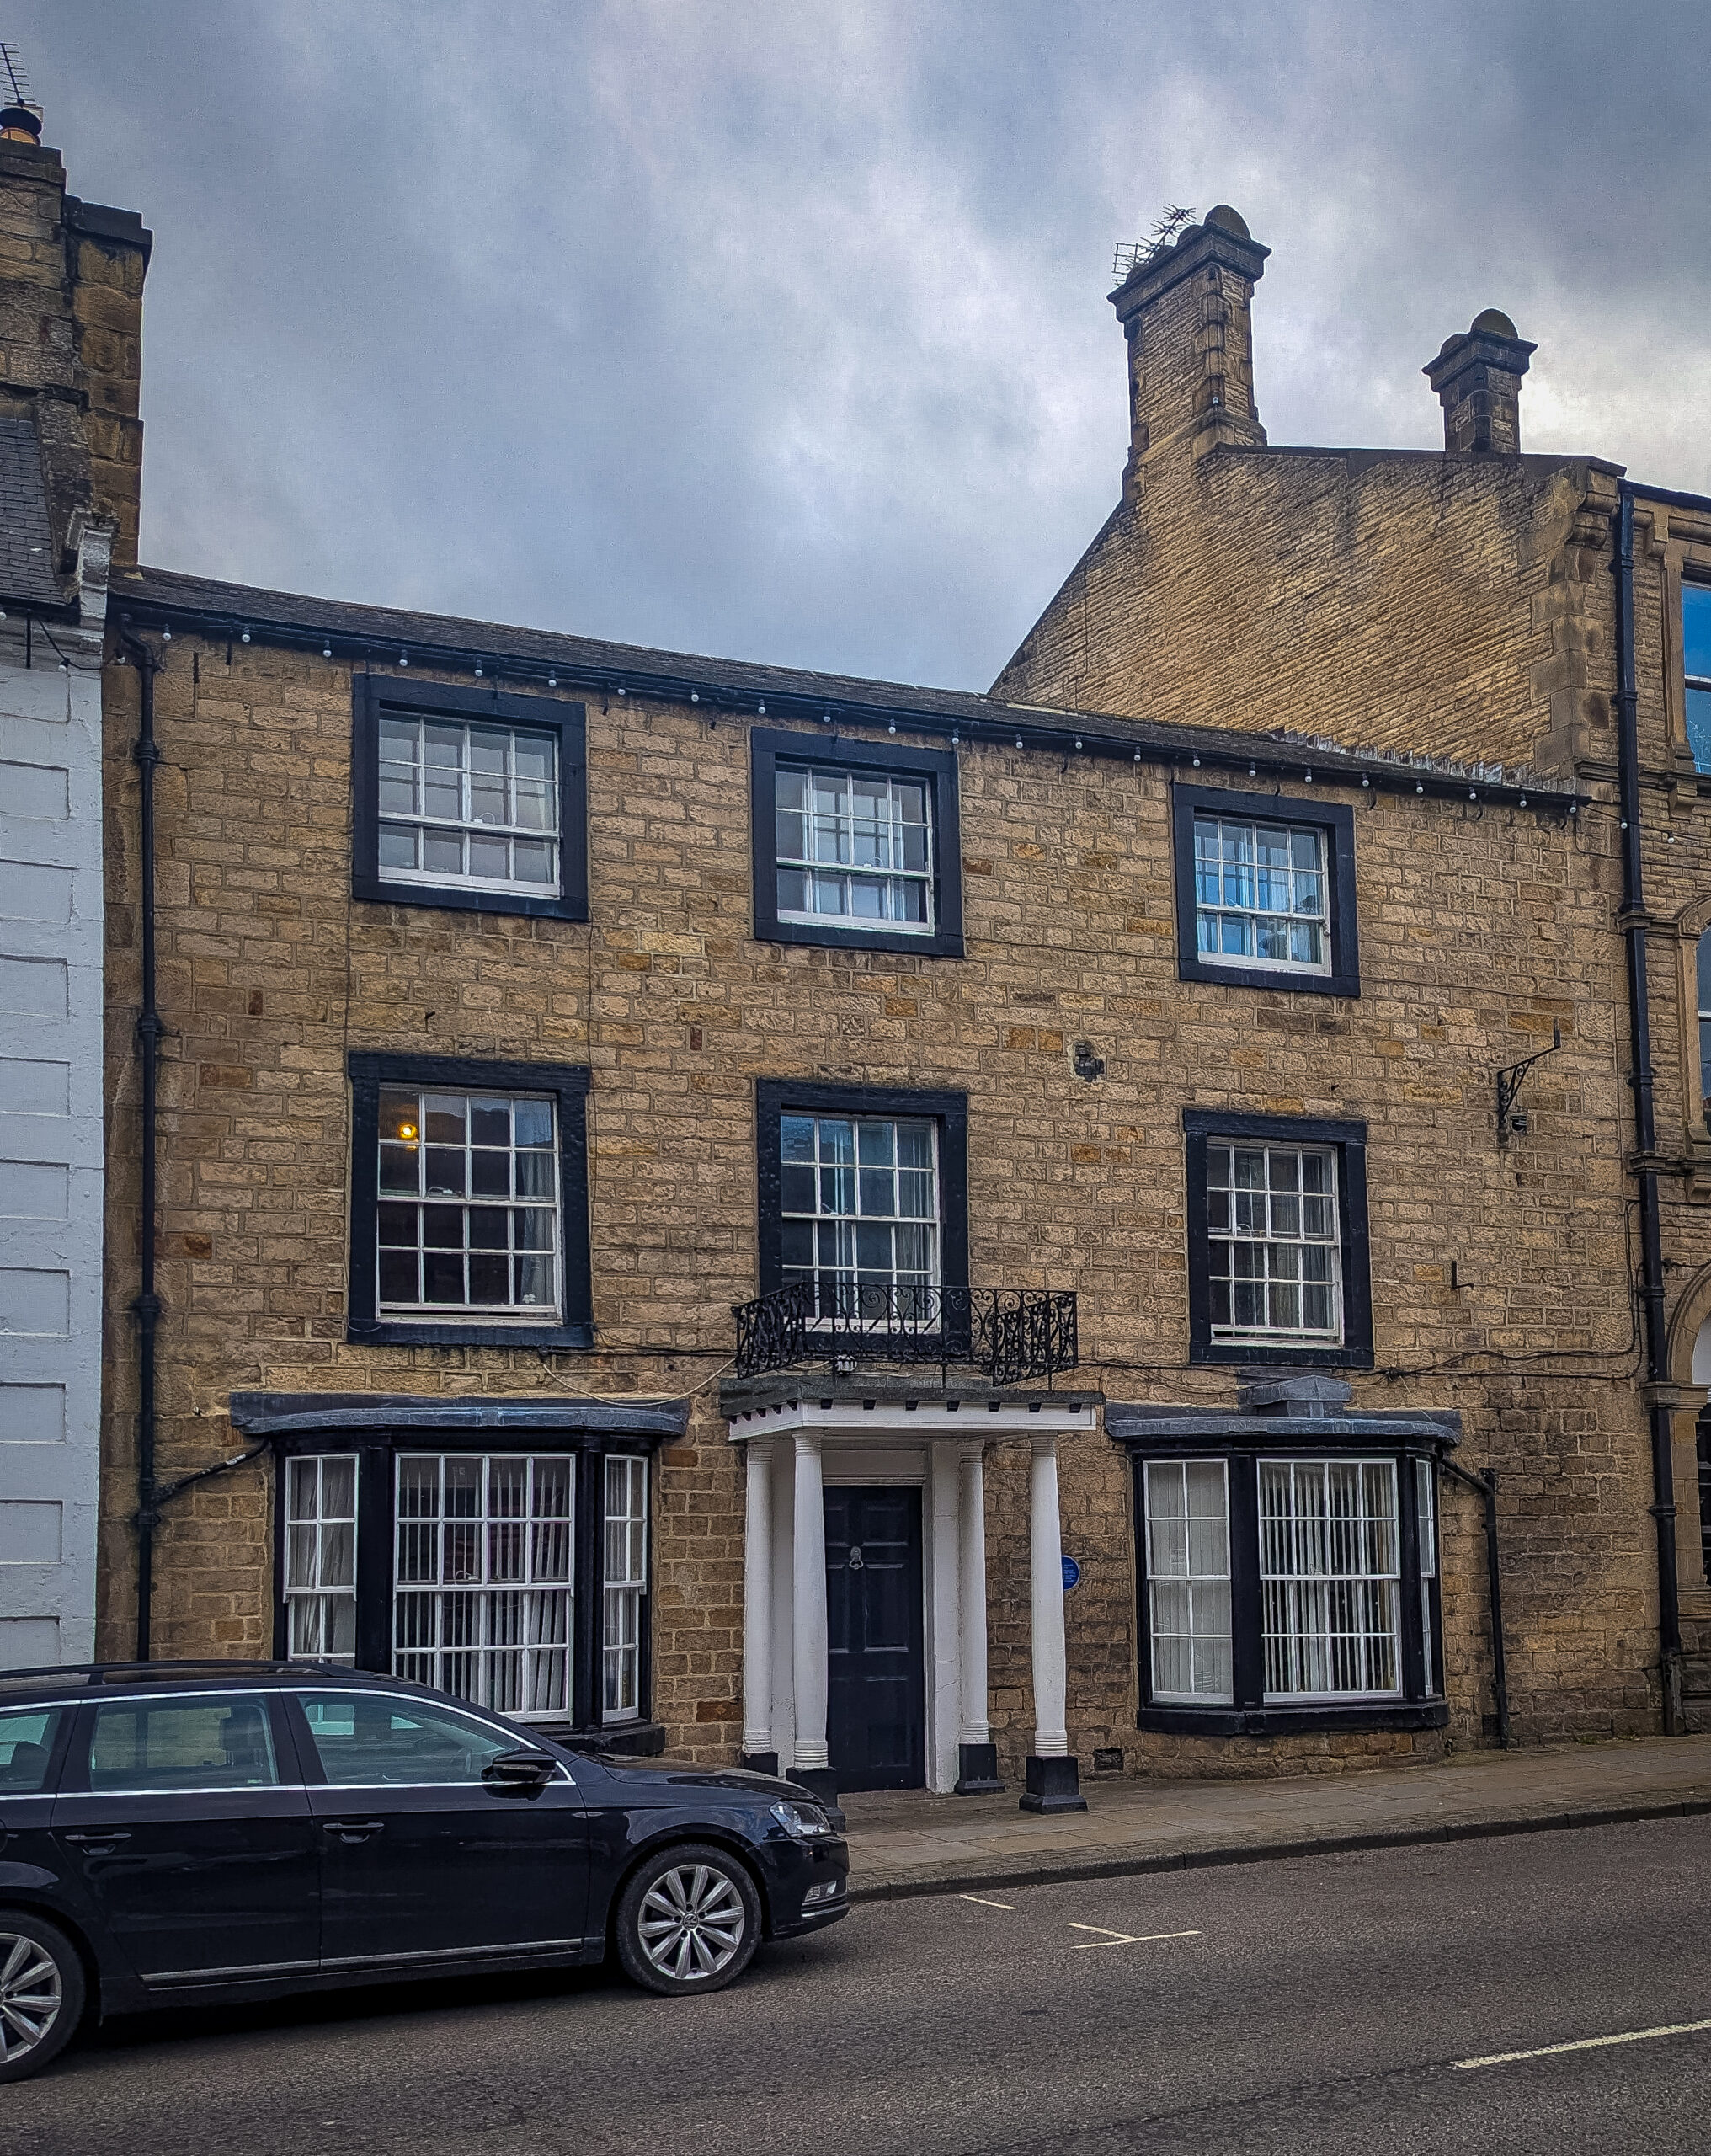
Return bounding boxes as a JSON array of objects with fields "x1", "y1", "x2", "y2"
[
  {"x1": 0, "y1": 100, "x2": 147, "y2": 1670},
  {"x1": 7, "y1": 119, "x2": 1711, "y2": 1801},
  {"x1": 995, "y1": 205, "x2": 1711, "y2": 1737}
]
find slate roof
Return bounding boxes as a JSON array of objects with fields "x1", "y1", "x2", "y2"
[
  {"x1": 0, "y1": 415, "x2": 66, "y2": 607},
  {"x1": 118, "y1": 563, "x2": 1576, "y2": 806}
]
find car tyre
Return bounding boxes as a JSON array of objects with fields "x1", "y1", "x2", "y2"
[
  {"x1": 0, "y1": 1911, "x2": 87, "y2": 2084},
  {"x1": 614, "y1": 1842, "x2": 761, "y2": 1997}
]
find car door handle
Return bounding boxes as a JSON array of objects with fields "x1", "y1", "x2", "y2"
[
  {"x1": 321, "y1": 1818, "x2": 386, "y2": 1844},
  {"x1": 61, "y1": 1830, "x2": 131, "y2": 1851}
]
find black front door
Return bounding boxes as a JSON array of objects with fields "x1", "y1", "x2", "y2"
[{"x1": 824, "y1": 1486, "x2": 925, "y2": 1791}]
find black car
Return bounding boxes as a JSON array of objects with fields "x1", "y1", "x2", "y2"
[{"x1": 0, "y1": 1661, "x2": 848, "y2": 2082}]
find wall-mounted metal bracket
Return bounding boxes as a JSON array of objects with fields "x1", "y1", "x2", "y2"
[{"x1": 1495, "y1": 1022, "x2": 1561, "y2": 1139}]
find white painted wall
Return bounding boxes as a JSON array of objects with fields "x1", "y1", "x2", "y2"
[{"x1": 0, "y1": 524, "x2": 110, "y2": 1668}]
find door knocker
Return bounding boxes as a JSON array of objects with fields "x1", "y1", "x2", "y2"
[{"x1": 846, "y1": 1545, "x2": 865, "y2": 1571}]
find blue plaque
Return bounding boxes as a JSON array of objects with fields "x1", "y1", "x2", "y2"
[{"x1": 1061, "y1": 1554, "x2": 1081, "y2": 1593}]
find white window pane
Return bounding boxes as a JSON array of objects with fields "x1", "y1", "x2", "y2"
[
  {"x1": 1193, "y1": 813, "x2": 1330, "y2": 974},
  {"x1": 389, "y1": 1452, "x2": 576, "y2": 1721},
  {"x1": 789, "y1": 1113, "x2": 941, "y2": 1327},
  {"x1": 1144, "y1": 1460, "x2": 1231, "y2": 1702},
  {"x1": 284, "y1": 1453, "x2": 360, "y2": 1668},
  {"x1": 1207, "y1": 1145, "x2": 1341, "y2": 1345},
  {"x1": 378, "y1": 718, "x2": 560, "y2": 892},
  {"x1": 377, "y1": 1091, "x2": 559, "y2": 1321},
  {"x1": 774, "y1": 763, "x2": 934, "y2": 932},
  {"x1": 1261, "y1": 1458, "x2": 1400, "y2": 1701}
]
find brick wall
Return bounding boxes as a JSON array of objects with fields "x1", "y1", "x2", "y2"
[{"x1": 99, "y1": 636, "x2": 1663, "y2": 1764}]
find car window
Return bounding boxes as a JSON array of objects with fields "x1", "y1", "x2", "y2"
[
  {"x1": 87, "y1": 1696, "x2": 280, "y2": 1793},
  {"x1": 296, "y1": 1691, "x2": 518, "y2": 1786},
  {"x1": 0, "y1": 1705, "x2": 62, "y2": 1792}
]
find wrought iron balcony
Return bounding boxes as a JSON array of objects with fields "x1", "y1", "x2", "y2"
[{"x1": 732, "y1": 1281, "x2": 1079, "y2": 1388}]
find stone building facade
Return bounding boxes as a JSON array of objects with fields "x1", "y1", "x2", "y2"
[
  {"x1": 6, "y1": 129, "x2": 1708, "y2": 1796},
  {"x1": 997, "y1": 205, "x2": 1711, "y2": 1736}
]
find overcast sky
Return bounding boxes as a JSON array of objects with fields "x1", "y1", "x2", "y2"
[{"x1": 24, "y1": 3, "x2": 1711, "y2": 691}]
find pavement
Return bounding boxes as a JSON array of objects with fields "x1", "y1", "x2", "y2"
[
  {"x1": 838, "y1": 1732, "x2": 1711, "y2": 1899},
  {"x1": 13, "y1": 1813, "x2": 1711, "y2": 2153}
]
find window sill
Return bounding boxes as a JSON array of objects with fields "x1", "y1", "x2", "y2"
[
  {"x1": 759, "y1": 915, "x2": 965, "y2": 960},
  {"x1": 1192, "y1": 1341, "x2": 1374, "y2": 1370},
  {"x1": 349, "y1": 1320, "x2": 595, "y2": 1349},
  {"x1": 1177, "y1": 953, "x2": 1358, "y2": 999},
  {"x1": 1138, "y1": 1701, "x2": 1448, "y2": 1737},
  {"x1": 353, "y1": 870, "x2": 586, "y2": 923}
]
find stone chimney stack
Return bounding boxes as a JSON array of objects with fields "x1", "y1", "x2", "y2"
[
  {"x1": 0, "y1": 109, "x2": 151, "y2": 570},
  {"x1": 1108, "y1": 205, "x2": 1269, "y2": 500},
  {"x1": 1423, "y1": 310, "x2": 1535, "y2": 456}
]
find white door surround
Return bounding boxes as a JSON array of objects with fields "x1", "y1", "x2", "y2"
[{"x1": 728, "y1": 1395, "x2": 1093, "y2": 1796}]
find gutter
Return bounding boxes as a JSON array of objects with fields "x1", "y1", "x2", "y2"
[
  {"x1": 1615, "y1": 483, "x2": 1685, "y2": 1732},
  {"x1": 115, "y1": 596, "x2": 1584, "y2": 818}
]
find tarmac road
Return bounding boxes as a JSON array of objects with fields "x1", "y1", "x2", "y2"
[{"x1": 8, "y1": 1813, "x2": 1711, "y2": 2155}]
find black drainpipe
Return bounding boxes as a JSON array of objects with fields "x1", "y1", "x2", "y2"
[
  {"x1": 1440, "y1": 1459, "x2": 1510, "y2": 1748},
  {"x1": 1614, "y1": 486, "x2": 1684, "y2": 1732},
  {"x1": 122, "y1": 635, "x2": 163, "y2": 1662}
]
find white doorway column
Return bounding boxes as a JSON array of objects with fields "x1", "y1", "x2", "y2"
[
  {"x1": 955, "y1": 1440, "x2": 1003, "y2": 1792},
  {"x1": 741, "y1": 1440, "x2": 776, "y2": 1770},
  {"x1": 927, "y1": 1441, "x2": 962, "y2": 1794},
  {"x1": 790, "y1": 1431, "x2": 833, "y2": 1792},
  {"x1": 1021, "y1": 1434, "x2": 1085, "y2": 1812}
]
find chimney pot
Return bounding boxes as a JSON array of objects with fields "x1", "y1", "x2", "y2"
[
  {"x1": 1424, "y1": 310, "x2": 1536, "y2": 456},
  {"x1": 0, "y1": 103, "x2": 41, "y2": 146}
]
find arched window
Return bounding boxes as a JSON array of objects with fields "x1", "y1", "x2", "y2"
[
  {"x1": 1696, "y1": 1319, "x2": 1711, "y2": 1584},
  {"x1": 1698, "y1": 929, "x2": 1711, "y2": 1125}
]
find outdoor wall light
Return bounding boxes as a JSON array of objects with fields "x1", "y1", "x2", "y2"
[{"x1": 1073, "y1": 1042, "x2": 1106, "y2": 1082}]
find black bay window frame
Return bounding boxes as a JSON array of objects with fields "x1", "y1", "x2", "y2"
[
  {"x1": 1183, "y1": 1107, "x2": 1374, "y2": 1370},
  {"x1": 260, "y1": 1417, "x2": 667, "y2": 1752},
  {"x1": 1171, "y1": 781, "x2": 1360, "y2": 998},
  {"x1": 749, "y1": 726, "x2": 965, "y2": 958},
  {"x1": 352, "y1": 674, "x2": 589, "y2": 921},
  {"x1": 754, "y1": 1077, "x2": 970, "y2": 1356},
  {"x1": 346, "y1": 1051, "x2": 594, "y2": 1349},
  {"x1": 1127, "y1": 1434, "x2": 1449, "y2": 1738}
]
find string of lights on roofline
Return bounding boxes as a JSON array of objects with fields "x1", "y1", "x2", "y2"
[{"x1": 107, "y1": 604, "x2": 1588, "y2": 819}]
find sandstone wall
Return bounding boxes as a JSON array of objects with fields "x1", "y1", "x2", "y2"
[{"x1": 98, "y1": 637, "x2": 1660, "y2": 1765}]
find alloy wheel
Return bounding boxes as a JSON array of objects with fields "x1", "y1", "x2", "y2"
[
  {"x1": 637, "y1": 1862, "x2": 748, "y2": 1982},
  {"x1": 0, "y1": 1929, "x2": 62, "y2": 2066}
]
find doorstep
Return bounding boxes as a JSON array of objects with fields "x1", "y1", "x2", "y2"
[{"x1": 837, "y1": 1736, "x2": 1711, "y2": 1902}]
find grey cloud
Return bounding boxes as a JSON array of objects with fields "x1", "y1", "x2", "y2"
[{"x1": 23, "y1": 0, "x2": 1711, "y2": 688}]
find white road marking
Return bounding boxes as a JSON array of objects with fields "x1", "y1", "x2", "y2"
[
  {"x1": 1453, "y1": 2016, "x2": 1711, "y2": 2070},
  {"x1": 959, "y1": 1895, "x2": 1016, "y2": 1910},
  {"x1": 1066, "y1": 1924, "x2": 1202, "y2": 1951}
]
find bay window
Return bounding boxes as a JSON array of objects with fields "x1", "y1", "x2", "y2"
[
  {"x1": 254, "y1": 1407, "x2": 672, "y2": 1741},
  {"x1": 1119, "y1": 1399, "x2": 1452, "y2": 1736}
]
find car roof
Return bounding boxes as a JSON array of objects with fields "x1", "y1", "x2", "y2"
[{"x1": 0, "y1": 1660, "x2": 386, "y2": 1703}]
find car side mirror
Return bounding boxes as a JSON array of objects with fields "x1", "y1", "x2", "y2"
[{"x1": 482, "y1": 1747, "x2": 557, "y2": 1792}]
